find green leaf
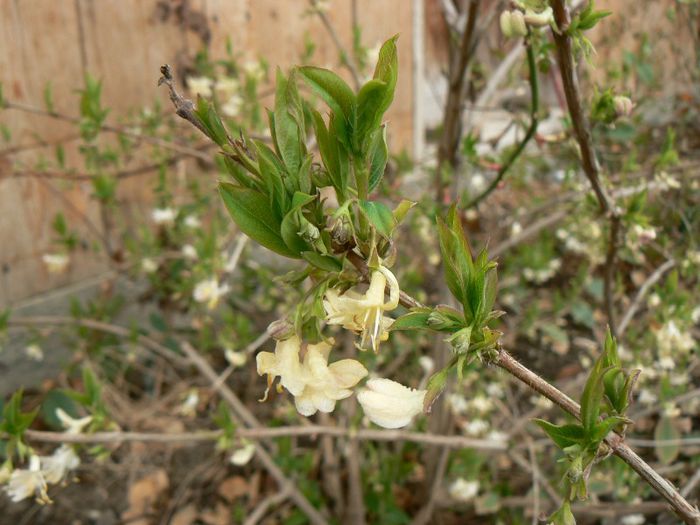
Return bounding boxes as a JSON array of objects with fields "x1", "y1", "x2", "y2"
[
  {"x1": 195, "y1": 96, "x2": 228, "y2": 146},
  {"x1": 368, "y1": 126, "x2": 388, "y2": 192},
  {"x1": 311, "y1": 109, "x2": 348, "y2": 196},
  {"x1": 654, "y1": 415, "x2": 680, "y2": 465},
  {"x1": 356, "y1": 79, "x2": 388, "y2": 151},
  {"x1": 273, "y1": 68, "x2": 303, "y2": 173},
  {"x1": 390, "y1": 308, "x2": 433, "y2": 331},
  {"x1": 358, "y1": 200, "x2": 395, "y2": 238},
  {"x1": 254, "y1": 140, "x2": 289, "y2": 214},
  {"x1": 424, "y1": 365, "x2": 451, "y2": 413},
  {"x1": 580, "y1": 354, "x2": 607, "y2": 433},
  {"x1": 297, "y1": 66, "x2": 355, "y2": 121},
  {"x1": 590, "y1": 415, "x2": 628, "y2": 443},
  {"x1": 392, "y1": 199, "x2": 416, "y2": 225},
  {"x1": 301, "y1": 252, "x2": 342, "y2": 272},
  {"x1": 219, "y1": 183, "x2": 297, "y2": 258},
  {"x1": 280, "y1": 191, "x2": 316, "y2": 255},
  {"x1": 533, "y1": 419, "x2": 585, "y2": 450}
]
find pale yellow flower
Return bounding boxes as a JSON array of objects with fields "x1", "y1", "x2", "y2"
[
  {"x1": 193, "y1": 278, "x2": 231, "y2": 310},
  {"x1": 357, "y1": 378, "x2": 426, "y2": 429},
  {"x1": 40, "y1": 445, "x2": 80, "y2": 484},
  {"x1": 323, "y1": 266, "x2": 400, "y2": 353},
  {"x1": 256, "y1": 336, "x2": 367, "y2": 416},
  {"x1": 230, "y1": 442, "x2": 256, "y2": 466},
  {"x1": 55, "y1": 408, "x2": 92, "y2": 434},
  {"x1": 6, "y1": 456, "x2": 50, "y2": 504},
  {"x1": 42, "y1": 253, "x2": 70, "y2": 274}
]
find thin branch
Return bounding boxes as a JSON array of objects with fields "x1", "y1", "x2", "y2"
[
  {"x1": 435, "y1": 0, "x2": 481, "y2": 204},
  {"x1": 308, "y1": 0, "x2": 361, "y2": 90},
  {"x1": 618, "y1": 259, "x2": 676, "y2": 337},
  {"x1": 4, "y1": 100, "x2": 214, "y2": 164},
  {"x1": 467, "y1": 36, "x2": 540, "y2": 208},
  {"x1": 243, "y1": 487, "x2": 292, "y2": 525},
  {"x1": 550, "y1": 0, "x2": 622, "y2": 335},
  {"x1": 8, "y1": 315, "x2": 190, "y2": 368},
  {"x1": 364, "y1": 272, "x2": 700, "y2": 524},
  {"x1": 411, "y1": 447, "x2": 450, "y2": 525}
]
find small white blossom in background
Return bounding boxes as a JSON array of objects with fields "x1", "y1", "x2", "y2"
[
  {"x1": 486, "y1": 382, "x2": 504, "y2": 398},
  {"x1": 470, "y1": 173, "x2": 486, "y2": 192},
  {"x1": 178, "y1": 389, "x2": 199, "y2": 418},
  {"x1": 184, "y1": 215, "x2": 201, "y2": 229},
  {"x1": 468, "y1": 395, "x2": 493, "y2": 414},
  {"x1": 6, "y1": 456, "x2": 50, "y2": 504},
  {"x1": 655, "y1": 320, "x2": 695, "y2": 357},
  {"x1": 151, "y1": 207, "x2": 176, "y2": 226},
  {"x1": 647, "y1": 293, "x2": 661, "y2": 308},
  {"x1": 193, "y1": 278, "x2": 231, "y2": 310},
  {"x1": 637, "y1": 389, "x2": 657, "y2": 406},
  {"x1": 221, "y1": 95, "x2": 243, "y2": 118},
  {"x1": 181, "y1": 244, "x2": 198, "y2": 260},
  {"x1": 627, "y1": 224, "x2": 657, "y2": 247},
  {"x1": 40, "y1": 445, "x2": 80, "y2": 484},
  {"x1": 523, "y1": 259, "x2": 560, "y2": 284},
  {"x1": 214, "y1": 77, "x2": 240, "y2": 100},
  {"x1": 243, "y1": 60, "x2": 265, "y2": 82},
  {"x1": 230, "y1": 442, "x2": 256, "y2": 466},
  {"x1": 312, "y1": 0, "x2": 332, "y2": 13},
  {"x1": 357, "y1": 378, "x2": 426, "y2": 429},
  {"x1": 448, "y1": 393, "x2": 469, "y2": 415},
  {"x1": 55, "y1": 408, "x2": 92, "y2": 434},
  {"x1": 663, "y1": 402, "x2": 681, "y2": 418},
  {"x1": 187, "y1": 76, "x2": 213, "y2": 98},
  {"x1": 655, "y1": 171, "x2": 681, "y2": 190},
  {"x1": 224, "y1": 348, "x2": 247, "y2": 368},
  {"x1": 24, "y1": 344, "x2": 44, "y2": 362},
  {"x1": 691, "y1": 306, "x2": 700, "y2": 324},
  {"x1": 487, "y1": 430, "x2": 508, "y2": 444},
  {"x1": 620, "y1": 513, "x2": 646, "y2": 525},
  {"x1": 688, "y1": 251, "x2": 700, "y2": 266},
  {"x1": 462, "y1": 419, "x2": 489, "y2": 436},
  {"x1": 418, "y1": 356, "x2": 434, "y2": 375},
  {"x1": 656, "y1": 356, "x2": 675, "y2": 371},
  {"x1": 141, "y1": 257, "x2": 158, "y2": 274},
  {"x1": 257, "y1": 336, "x2": 367, "y2": 417},
  {"x1": 324, "y1": 266, "x2": 400, "y2": 353},
  {"x1": 42, "y1": 253, "x2": 70, "y2": 274},
  {"x1": 510, "y1": 221, "x2": 523, "y2": 237},
  {"x1": 448, "y1": 478, "x2": 480, "y2": 502}
]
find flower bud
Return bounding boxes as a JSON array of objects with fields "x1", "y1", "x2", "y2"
[
  {"x1": 357, "y1": 378, "x2": 426, "y2": 429},
  {"x1": 266, "y1": 319, "x2": 295, "y2": 341},
  {"x1": 523, "y1": 6, "x2": 554, "y2": 27},
  {"x1": 298, "y1": 218, "x2": 321, "y2": 244},
  {"x1": 500, "y1": 10, "x2": 528, "y2": 38},
  {"x1": 613, "y1": 95, "x2": 633, "y2": 117}
]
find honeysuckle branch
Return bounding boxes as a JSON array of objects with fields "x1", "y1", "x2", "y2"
[
  {"x1": 20, "y1": 426, "x2": 506, "y2": 450},
  {"x1": 346, "y1": 256, "x2": 700, "y2": 523},
  {"x1": 466, "y1": 36, "x2": 540, "y2": 209},
  {"x1": 435, "y1": 0, "x2": 481, "y2": 204},
  {"x1": 550, "y1": 0, "x2": 622, "y2": 336}
]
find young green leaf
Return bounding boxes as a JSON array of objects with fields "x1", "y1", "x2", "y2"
[
  {"x1": 367, "y1": 126, "x2": 389, "y2": 192},
  {"x1": 654, "y1": 415, "x2": 680, "y2": 465},
  {"x1": 219, "y1": 183, "x2": 297, "y2": 258},
  {"x1": 390, "y1": 308, "x2": 433, "y2": 331},
  {"x1": 533, "y1": 419, "x2": 585, "y2": 450},
  {"x1": 358, "y1": 200, "x2": 394, "y2": 238},
  {"x1": 297, "y1": 66, "x2": 356, "y2": 121}
]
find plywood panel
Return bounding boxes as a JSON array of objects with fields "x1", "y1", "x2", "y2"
[{"x1": 0, "y1": 0, "x2": 414, "y2": 305}]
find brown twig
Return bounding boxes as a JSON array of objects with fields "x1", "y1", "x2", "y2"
[
  {"x1": 348, "y1": 265, "x2": 700, "y2": 523},
  {"x1": 4, "y1": 100, "x2": 214, "y2": 164},
  {"x1": 550, "y1": 0, "x2": 622, "y2": 335},
  {"x1": 617, "y1": 259, "x2": 676, "y2": 337},
  {"x1": 243, "y1": 487, "x2": 292, "y2": 525},
  {"x1": 308, "y1": 0, "x2": 362, "y2": 90},
  {"x1": 435, "y1": 0, "x2": 481, "y2": 204},
  {"x1": 21, "y1": 426, "x2": 507, "y2": 450}
]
